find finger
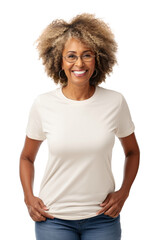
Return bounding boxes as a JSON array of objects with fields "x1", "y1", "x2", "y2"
[
  {"x1": 100, "y1": 196, "x2": 111, "y2": 206},
  {"x1": 38, "y1": 199, "x2": 48, "y2": 210},
  {"x1": 112, "y1": 212, "x2": 119, "y2": 218},
  {"x1": 38, "y1": 207, "x2": 54, "y2": 219},
  {"x1": 32, "y1": 201, "x2": 53, "y2": 219},
  {"x1": 30, "y1": 205, "x2": 47, "y2": 222},
  {"x1": 108, "y1": 212, "x2": 119, "y2": 218},
  {"x1": 105, "y1": 207, "x2": 118, "y2": 218},
  {"x1": 112, "y1": 208, "x2": 121, "y2": 218},
  {"x1": 35, "y1": 216, "x2": 46, "y2": 222},
  {"x1": 96, "y1": 202, "x2": 112, "y2": 215},
  {"x1": 35, "y1": 211, "x2": 47, "y2": 222},
  {"x1": 36, "y1": 215, "x2": 46, "y2": 222},
  {"x1": 100, "y1": 202, "x2": 106, "y2": 206},
  {"x1": 100, "y1": 201, "x2": 110, "y2": 208},
  {"x1": 31, "y1": 212, "x2": 46, "y2": 222},
  {"x1": 114, "y1": 212, "x2": 120, "y2": 218}
]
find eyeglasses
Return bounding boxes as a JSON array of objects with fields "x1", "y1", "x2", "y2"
[{"x1": 63, "y1": 53, "x2": 95, "y2": 63}]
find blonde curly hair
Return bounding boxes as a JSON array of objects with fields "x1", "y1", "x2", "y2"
[{"x1": 36, "y1": 13, "x2": 118, "y2": 87}]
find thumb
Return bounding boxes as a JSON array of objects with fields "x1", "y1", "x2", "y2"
[
  {"x1": 38, "y1": 198, "x2": 48, "y2": 210},
  {"x1": 100, "y1": 202, "x2": 106, "y2": 206},
  {"x1": 100, "y1": 197, "x2": 110, "y2": 206},
  {"x1": 100, "y1": 192, "x2": 113, "y2": 206}
]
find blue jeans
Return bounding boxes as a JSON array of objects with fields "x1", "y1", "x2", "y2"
[{"x1": 35, "y1": 213, "x2": 121, "y2": 240}]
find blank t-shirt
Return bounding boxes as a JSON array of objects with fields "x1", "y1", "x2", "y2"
[{"x1": 26, "y1": 85, "x2": 135, "y2": 220}]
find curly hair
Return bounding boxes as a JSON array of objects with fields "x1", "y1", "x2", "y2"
[{"x1": 36, "y1": 13, "x2": 118, "y2": 87}]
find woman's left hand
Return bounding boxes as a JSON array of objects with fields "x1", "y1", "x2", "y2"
[{"x1": 96, "y1": 189, "x2": 129, "y2": 218}]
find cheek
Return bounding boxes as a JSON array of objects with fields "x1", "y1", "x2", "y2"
[
  {"x1": 89, "y1": 58, "x2": 95, "y2": 67},
  {"x1": 88, "y1": 61, "x2": 95, "y2": 72},
  {"x1": 62, "y1": 61, "x2": 72, "y2": 71}
]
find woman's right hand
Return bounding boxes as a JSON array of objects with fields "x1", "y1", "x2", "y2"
[{"x1": 25, "y1": 195, "x2": 54, "y2": 222}]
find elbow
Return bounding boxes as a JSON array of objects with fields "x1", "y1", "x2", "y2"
[
  {"x1": 20, "y1": 156, "x2": 34, "y2": 164},
  {"x1": 19, "y1": 151, "x2": 35, "y2": 166},
  {"x1": 126, "y1": 146, "x2": 140, "y2": 158}
]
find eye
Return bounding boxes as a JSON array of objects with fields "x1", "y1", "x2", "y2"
[
  {"x1": 67, "y1": 54, "x2": 77, "y2": 59},
  {"x1": 83, "y1": 54, "x2": 92, "y2": 58}
]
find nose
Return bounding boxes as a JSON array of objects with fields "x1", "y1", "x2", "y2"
[{"x1": 75, "y1": 56, "x2": 84, "y2": 67}]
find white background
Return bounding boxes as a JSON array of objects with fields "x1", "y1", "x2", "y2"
[{"x1": 0, "y1": 0, "x2": 160, "y2": 239}]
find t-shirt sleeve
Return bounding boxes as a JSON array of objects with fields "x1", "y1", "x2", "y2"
[
  {"x1": 115, "y1": 94, "x2": 135, "y2": 138},
  {"x1": 26, "y1": 97, "x2": 46, "y2": 141}
]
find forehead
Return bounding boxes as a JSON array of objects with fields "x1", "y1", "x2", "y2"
[{"x1": 63, "y1": 38, "x2": 92, "y2": 53}]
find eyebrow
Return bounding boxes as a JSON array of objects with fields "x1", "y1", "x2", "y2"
[{"x1": 67, "y1": 50, "x2": 93, "y2": 53}]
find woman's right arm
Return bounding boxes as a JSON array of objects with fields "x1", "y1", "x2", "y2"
[{"x1": 19, "y1": 136, "x2": 54, "y2": 222}]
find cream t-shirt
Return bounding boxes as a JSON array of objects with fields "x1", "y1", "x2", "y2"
[{"x1": 26, "y1": 85, "x2": 135, "y2": 220}]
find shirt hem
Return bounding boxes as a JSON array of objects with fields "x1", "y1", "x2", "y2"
[
  {"x1": 26, "y1": 132, "x2": 46, "y2": 141},
  {"x1": 116, "y1": 126, "x2": 135, "y2": 138},
  {"x1": 49, "y1": 212, "x2": 100, "y2": 220}
]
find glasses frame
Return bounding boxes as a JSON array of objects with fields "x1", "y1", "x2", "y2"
[{"x1": 62, "y1": 53, "x2": 96, "y2": 63}]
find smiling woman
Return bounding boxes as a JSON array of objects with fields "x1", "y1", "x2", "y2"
[
  {"x1": 20, "y1": 13, "x2": 140, "y2": 240},
  {"x1": 35, "y1": 13, "x2": 117, "y2": 100},
  {"x1": 35, "y1": 13, "x2": 118, "y2": 88}
]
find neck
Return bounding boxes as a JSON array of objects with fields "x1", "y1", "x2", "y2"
[{"x1": 62, "y1": 84, "x2": 95, "y2": 101}]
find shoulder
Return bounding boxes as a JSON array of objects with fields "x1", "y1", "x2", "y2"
[
  {"x1": 33, "y1": 88, "x2": 58, "y2": 106},
  {"x1": 98, "y1": 86, "x2": 124, "y2": 105}
]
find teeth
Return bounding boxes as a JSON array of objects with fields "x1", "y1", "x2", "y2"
[{"x1": 73, "y1": 71, "x2": 86, "y2": 74}]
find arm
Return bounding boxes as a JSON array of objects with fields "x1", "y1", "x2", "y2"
[
  {"x1": 96, "y1": 132, "x2": 140, "y2": 217},
  {"x1": 118, "y1": 132, "x2": 140, "y2": 195},
  {"x1": 19, "y1": 136, "x2": 54, "y2": 221}
]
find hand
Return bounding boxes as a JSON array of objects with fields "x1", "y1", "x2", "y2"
[
  {"x1": 96, "y1": 190, "x2": 129, "y2": 218},
  {"x1": 25, "y1": 195, "x2": 54, "y2": 222}
]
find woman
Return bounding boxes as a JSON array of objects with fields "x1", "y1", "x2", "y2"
[{"x1": 20, "y1": 13, "x2": 140, "y2": 240}]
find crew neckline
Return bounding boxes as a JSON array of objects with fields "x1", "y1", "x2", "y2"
[{"x1": 57, "y1": 85, "x2": 99, "y2": 104}]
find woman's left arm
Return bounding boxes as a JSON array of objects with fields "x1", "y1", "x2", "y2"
[{"x1": 96, "y1": 132, "x2": 140, "y2": 217}]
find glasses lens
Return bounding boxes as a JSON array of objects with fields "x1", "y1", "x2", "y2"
[
  {"x1": 65, "y1": 54, "x2": 77, "y2": 63},
  {"x1": 64, "y1": 53, "x2": 95, "y2": 63},
  {"x1": 82, "y1": 54, "x2": 95, "y2": 62}
]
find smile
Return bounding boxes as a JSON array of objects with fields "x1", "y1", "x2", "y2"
[{"x1": 72, "y1": 70, "x2": 88, "y2": 77}]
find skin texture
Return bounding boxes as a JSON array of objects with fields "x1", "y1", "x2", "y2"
[
  {"x1": 61, "y1": 37, "x2": 96, "y2": 100},
  {"x1": 19, "y1": 38, "x2": 140, "y2": 221}
]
